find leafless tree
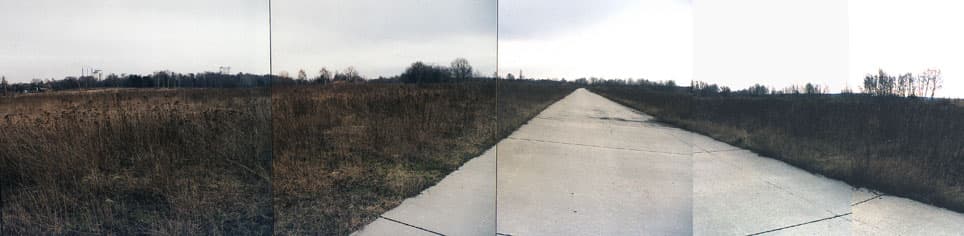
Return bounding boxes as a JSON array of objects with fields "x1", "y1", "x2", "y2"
[
  {"x1": 450, "y1": 58, "x2": 473, "y2": 80},
  {"x1": 1, "y1": 76, "x2": 8, "y2": 95},
  {"x1": 343, "y1": 66, "x2": 360, "y2": 81},
  {"x1": 318, "y1": 67, "x2": 332, "y2": 83},
  {"x1": 921, "y1": 69, "x2": 942, "y2": 98}
]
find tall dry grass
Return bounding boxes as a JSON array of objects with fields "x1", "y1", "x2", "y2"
[
  {"x1": 272, "y1": 80, "x2": 574, "y2": 235},
  {"x1": 592, "y1": 86, "x2": 964, "y2": 213},
  {"x1": 1, "y1": 89, "x2": 272, "y2": 235},
  {"x1": 1, "y1": 81, "x2": 573, "y2": 235}
]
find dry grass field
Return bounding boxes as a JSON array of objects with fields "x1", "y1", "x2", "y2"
[
  {"x1": 1, "y1": 88, "x2": 272, "y2": 235},
  {"x1": 0, "y1": 80, "x2": 573, "y2": 235},
  {"x1": 271, "y1": 80, "x2": 574, "y2": 235},
  {"x1": 592, "y1": 86, "x2": 964, "y2": 213}
]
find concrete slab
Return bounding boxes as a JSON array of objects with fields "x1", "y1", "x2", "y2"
[
  {"x1": 852, "y1": 188, "x2": 964, "y2": 236},
  {"x1": 352, "y1": 149, "x2": 496, "y2": 236},
  {"x1": 498, "y1": 89, "x2": 693, "y2": 235}
]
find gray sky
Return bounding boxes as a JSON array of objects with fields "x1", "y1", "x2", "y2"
[
  {"x1": 695, "y1": 0, "x2": 849, "y2": 94},
  {"x1": 0, "y1": 0, "x2": 269, "y2": 83},
  {"x1": 698, "y1": 0, "x2": 962, "y2": 98},
  {"x1": 271, "y1": 0, "x2": 497, "y2": 79},
  {"x1": 499, "y1": 0, "x2": 692, "y2": 82},
  {"x1": 850, "y1": 0, "x2": 964, "y2": 98}
]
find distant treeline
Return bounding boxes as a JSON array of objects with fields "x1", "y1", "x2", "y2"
[
  {"x1": 862, "y1": 69, "x2": 943, "y2": 98},
  {"x1": 0, "y1": 72, "x2": 271, "y2": 94},
  {"x1": 1, "y1": 63, "x2": 945, "y2": 99},
  {"x1": 274, "y1": 57, "x2": 481, "y2": 86},
  {"x1": 0, "y1": 57, "x2": 482, "y2": 94},
  {"x1": 567, "y1": 77, "x2": 832, "y2": 97},
  {"x1": 574, "y1": 68, "x2": 944, "y2": 98}
]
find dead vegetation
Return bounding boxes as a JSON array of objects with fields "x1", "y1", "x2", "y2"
[
  {"x1": 271, "y1": 80, "x2": 573, "y2": 235},
  {"x1": 592, "y1": 86, "x2": 964, "y2": 213},
  {"x1": 1, "y1": 89, "x2": 272, "y2": 235},
  {"x1": 0, "y1": 80, "x2": 573, "y2": 235}
]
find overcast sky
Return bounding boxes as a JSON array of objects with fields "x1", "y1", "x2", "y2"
[
  {"x1": 850, "y1": 0, "x2": 964, "y2": 98},
  {"x1": 697, "y1": 0, "x2": 962, "y2": 98},
  {"x1": 499, "y1": 0, "x2": 693, "y2": 82},
  {"x1": 271, "y1": 0, "x2": 496, "y2": 79},
  {"x1": 4, "y1": 0, "x2": 960, "y2": 97},
  {"x1": 695, "y1": 0, "x2": 849, "y2": 93},
  {"x1": 0, "y1": 0, "x2": 269, "y2": 83}
]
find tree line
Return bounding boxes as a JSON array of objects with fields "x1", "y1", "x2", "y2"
[
  {"x1": 0, "y1": 71, "x2": 271, "y2": 94},
  {"x1": 1, "y1": 63, "x2": 946, "y2": 99},
  {"x1": 274, "y1": 57, "x2": 477, "y2": 85},
  {"x1": 862, "y1": 69, "x2": 942, "y2": 98},
  {"x1": 0, "y1": 57, "x2": 477, "y2": 93},
  {"x1": 582, "y1": 68, "x2": 945, "y2": 98}
]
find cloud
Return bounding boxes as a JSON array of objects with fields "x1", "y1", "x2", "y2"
[{"x1": 271, "y1": 0, "x2": 497, "y2": 78}]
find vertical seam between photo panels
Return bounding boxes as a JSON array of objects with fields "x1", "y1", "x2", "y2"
[
  {"x1": 494, "y1": 0, "x2": 500, "y2": 233},
  {"x1": 267, "y1": 0, "x2": 275, "y2": 234}
]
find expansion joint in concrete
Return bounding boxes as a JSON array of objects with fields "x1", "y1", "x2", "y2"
[
  {"x1": 377, "y1": 215, "x2": 446, "y2": 236},
  {"x1": 746, "y1": 193, "x2": 886, "y2": 235},
  {"x1": 746, "y1": 212, "x2": 853, "y2": 236},
  {"x1": 506, "y1": 137, "x2": 689, "y2": 156}
]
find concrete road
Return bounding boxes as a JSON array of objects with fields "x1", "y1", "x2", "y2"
[
  {"x1": 356, "y1": 88, "x2": 964, "y2": 235},
  {"x1": 497, "y1": 89, "x2": 695, "y2": 235}
]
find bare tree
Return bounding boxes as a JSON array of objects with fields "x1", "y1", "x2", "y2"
[
  {"x1": 1, "y1": 76, "x2": 7, "y2": 95},
  {"x1": 343, "y1": 66, "x2": 360, "y2": 81},
  {"x1": 297, "y1": 69, "x2": 308, "y2": 81},
  {"x1": 920, "y1": 69, "x2": 942, "y2": 98},
  {"x1": 897, "y1": 73, "x2": 912, "y2": 97},
  {"x1": 450, "y1": 58, "x2": 473, "y2": 80},
  {"x1": 318, "y1": 67, "x2": 332, "y2": 84}
]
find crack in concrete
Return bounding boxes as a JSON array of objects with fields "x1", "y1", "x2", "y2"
[
  {"x1": 506, "y1": 137, "x2": 690, "y2": 156},
  {"x1": 745, "y1": 194, "x2": 886, "y2": 235},
  {"x1": 851, "y1": 193, "x2": 884, "y2": 207},
  {"x1": 746, "y1": 212, "x2": 853, "y2": 236},
  {"x1": 377, "y1": 216, "x2": 446, "y2": 236},
  {"x1": 535, "y1": 116, "x2": 566, "y2": 122},
  {"x1": 694, "y1": 148, "x2": 743, "y2": 154}
]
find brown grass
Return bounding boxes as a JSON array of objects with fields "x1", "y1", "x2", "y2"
[
  {"x1": 592, "y1": 86, "x2": 964, "y2": 213},
  {"x1": 1, "y1": 81, "x2": 573, "y2": 235},
  {"x1": 1, "y1": 88, "x2": 272, "y2": 235},
  {"x1": 271, "y1": 80, "x2": 574, "y2": 235}
]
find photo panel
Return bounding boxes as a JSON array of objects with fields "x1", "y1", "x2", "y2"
[
  {"x1": 0, "y1": 0, "x2": 272, "y2": 234},
  {"x1": 849, "y1": 0, "x2": 964, "y2": 234},
  {"x1": 269, "y1": 0, "x2": 497, "y2": 235}
]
